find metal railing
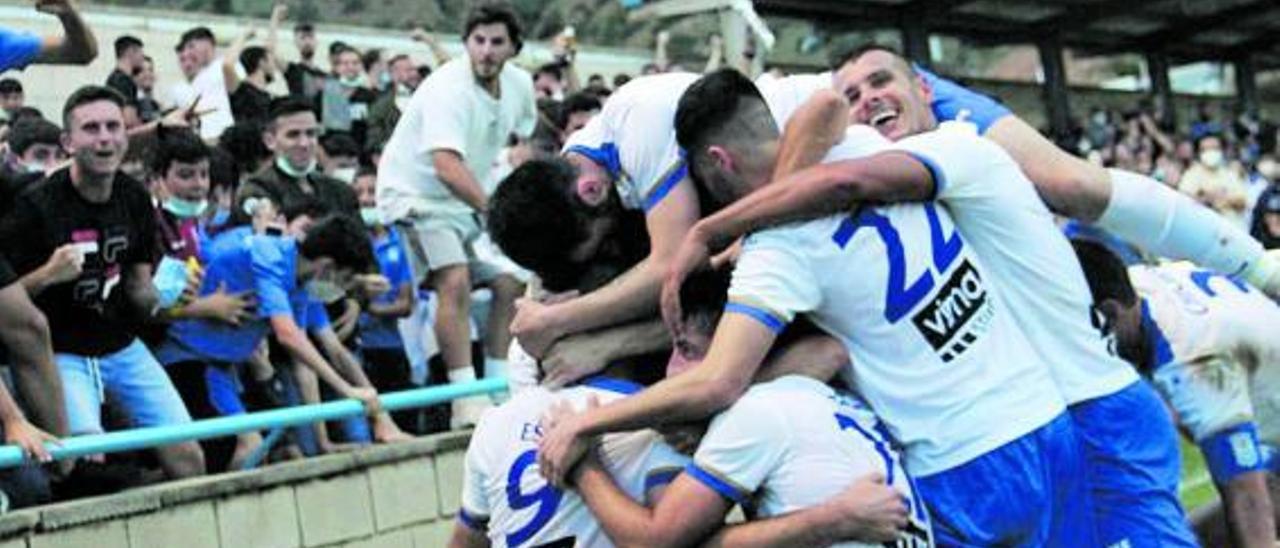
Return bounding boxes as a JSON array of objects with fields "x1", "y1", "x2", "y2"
[{"x1": 0, "y1": 378, "x2": 507, "y2": 469}]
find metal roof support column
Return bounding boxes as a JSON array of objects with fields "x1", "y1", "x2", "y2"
[
  {"x1": 901, "y1": 19, "x2": 931, "y2": 69},
  {"x1": 1234, "y1": 53, "x2": 1259, "y2": 118},
  {"x1": 1146, "y1": 51, "x2": 1176, "y2": 130},
  {"x1": 1036, "y1": 35, "x2": 1072, "y2": 141}
]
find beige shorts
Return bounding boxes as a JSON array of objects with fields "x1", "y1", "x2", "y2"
[{"x1": 396, "y1": 212, "x2": 514, "y2": 286}]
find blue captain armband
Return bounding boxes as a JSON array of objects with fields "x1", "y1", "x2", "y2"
[{"x1": 1200, "y1": 422, "x2": 1268, "y2": 484}]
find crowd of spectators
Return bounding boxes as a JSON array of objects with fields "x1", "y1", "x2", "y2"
[
  {"x1": 1063, "y1": 99, "x2": 1280, "y2": 253},
  {"x1": 0, "y1": 0, "x2": 1277, "y2": 516}
]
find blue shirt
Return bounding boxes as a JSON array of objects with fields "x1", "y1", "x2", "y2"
[
  {"x1": 359, "y1": 229, "x2": 412, "y2": 349},
  {"x1": 157, "y1": 227, "x2": 305, "y2": 364},
  {"x1": 0, "y1": 29, "x2": 42, "y2": 73}
]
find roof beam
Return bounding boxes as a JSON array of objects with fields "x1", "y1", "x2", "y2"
[
  {"x1": 1125, "y1": 0, "x2": 1270, "y2": 52},
  {"x1": 1036, "y1": 2, "x2": 1165, "y2": 36}
]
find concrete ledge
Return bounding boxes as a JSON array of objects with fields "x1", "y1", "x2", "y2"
[{"x1": 0, "y1": 430, "x2": 472, "y2": 547}]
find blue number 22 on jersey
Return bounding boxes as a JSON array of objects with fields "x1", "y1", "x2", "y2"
[
  {"x1": 833, "y1": 203, "x2": 963, "y2": 323},
  {"x1": 506, "y1": 449, "x2": 563, "y2": 547}
]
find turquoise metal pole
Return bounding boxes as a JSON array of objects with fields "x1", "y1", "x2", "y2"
[{"x1": 0, "y1": 377, "x2": 507, "y2": 469}]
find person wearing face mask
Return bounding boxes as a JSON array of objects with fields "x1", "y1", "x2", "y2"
[
  {"x1": 239, "y1": 97, "x2": 360, "y2": 223},
  {"x1": 1251, "y1": 168, "x2": 1280, "y2": 250},
  {"x1": 321, "y1": 46, "x2": 378, "y2": 152},
  {"x1": 318, "y1": 132, "x2": 361, "y2": 185},
  {"x1": 153, "y1": 211, "x2": 385, "y2": 471},
  {"x1": 1179, "y1": 133, "x2": 1249, "y2": 227},
  {"x1": 0, "y1": 117, "x2": 65, "y2": 216},
  {"x1": 366, "y1": 53, "x2": 423, "y2": 154}
]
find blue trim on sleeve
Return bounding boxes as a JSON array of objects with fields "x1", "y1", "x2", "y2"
[
  {"x1": 901, "y1": 151, "x2": 947, "y2": 199},
  {"x1": 580, "y1": 375, "x2": 644, "y2": 395},
  {"x1": 684, "y1": 463, "x2": 750, "y2": 505},
  {"x1": 1141, "y1": 299, "x2": 1175, "y2": 370},
  {"x1": 724, "y1": 303, "x2": 786, "y2": 334},
  {"x1": 566, "y1": 143, "x2": 622, "y2": 178},
  {"x1": 644, "y1": 468, "x2": 681, "y2": 492},
  {"x1": 1200, "y1": 422, "x2": 1268, "y2": 485},
  {"x1": 457, "y1": 509, "x2": 489, "y2": 532},
  {"x1": 643, "y1": 163, "x2": 688, "y2": 212}
]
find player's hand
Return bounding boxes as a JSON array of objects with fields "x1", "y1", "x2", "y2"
[
  {"x1": 42, "y1": 244, "x2": 85, "y2": 285},
  {"x1": 354, "y1": 274, "x2": 392, "y2": 298},
  {"x1": 3, "y1": 417, "x2": 58, "y2": 463},
  {"x1": 821, "y1": 473, "x2": 908, "y2": 543},
  {"x1": 537, "y1": 397, "x2": 596, "y2": 488},
  {"x1": 541, "y1": 335, "x2": 612, "y2": 389},
  {"x1": 660, "y1": 228, "x2": 714, "y2": 336},
  {"x1": 345, "y1": 386, "x2": 382, "y2": 416},
  {"x1": 510, "y1": 298, "x2": 566, "y2": 360},
  {"x1": 200, "y1": 283, "x2": 256, "y2": 326}
]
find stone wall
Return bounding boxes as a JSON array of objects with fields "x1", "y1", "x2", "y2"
[{"x1": 0, "y1": 432, "x2": 473, "y2": 548}]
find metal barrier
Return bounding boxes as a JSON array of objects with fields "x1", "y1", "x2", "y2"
[{"x1": 0, "y1": 378, "x2": 507, "y2": 469}]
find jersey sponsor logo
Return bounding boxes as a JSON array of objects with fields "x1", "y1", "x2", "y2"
[{"x1": 911, "y1": 259, "x2": 989, "y2": 362}]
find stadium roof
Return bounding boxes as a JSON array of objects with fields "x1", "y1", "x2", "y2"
[{"x1": 754, "y1": 0, "x2": 1280, "y2": 69}]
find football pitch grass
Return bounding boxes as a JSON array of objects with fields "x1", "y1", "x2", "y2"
[{"x1": 1180, "y1": 437, "x2": 1217, "y2": 512}]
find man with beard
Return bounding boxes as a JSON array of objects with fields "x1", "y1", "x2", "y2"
[
  {"x1": 376, "y1": 2, "x2": 535, "y2": 429},
  {"x1": 223, "y1": 27, "x2": 279, "y2": 125}
]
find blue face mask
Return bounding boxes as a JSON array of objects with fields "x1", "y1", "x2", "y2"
[{"x1": 162, "y1": 196, "x2": 209, "y2": 219}]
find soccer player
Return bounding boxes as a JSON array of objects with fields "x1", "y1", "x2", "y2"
[
  {"x1": 660, "y1": 50, "x2": 1221, "y2": 545},
  {"x1": 567, "y1": 268, "x2": 928, "y2": 547},
  {"x1": 538, "y1": 71, "x2": 1088, "y2": 545},
  {"x1": 1073, "y1": 239, "x2": 1279, "y2": 548}
]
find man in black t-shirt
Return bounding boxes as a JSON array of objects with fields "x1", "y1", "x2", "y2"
[
  {"x1": 282, "y1": 23, "x2": 326, "y2": 109},
  {"x1": 226, "y1": 43, "x2": 275, "y2": 124},
  {"x1": 0, "y1": 86, "x2": 205, "y2": 479},
  {"x1": 104, "y1": 35, "x2": 143, "y2": 125}
]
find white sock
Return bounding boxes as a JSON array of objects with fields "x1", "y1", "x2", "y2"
[{"x1": 447, "y1": 366, "x2": 477, "y2": 384}]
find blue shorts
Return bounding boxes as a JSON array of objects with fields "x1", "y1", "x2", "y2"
[
  {"x1": 917, "y1": 67, "x2": 1013, "y2": 135},
  {"x1": 915, "y1": 412, "x2": 1095, "y2": 547},
  {"x1": 56, "y1": 338, "x2": 193, "y2": 435},
  {"x1": 1070, "y1": 380, "x2": 1197, "y2": 548}
]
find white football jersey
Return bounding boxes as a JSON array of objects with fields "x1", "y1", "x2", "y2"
[
  {"x1": 755, "y1": 71, "x2": 834, "y2": 130},
  {"x1": 728, "y1": 128, "x2": 1065, "y2": 475},
  {"x1": 460, "y1": 379, "x2": 688, "y2": 548},
  {"x1": 1130, "y1": 263, "x2": 1280, "y2": 443},
  {"x1": 690, "y1": 376, "x2": 932, "y2": 547},
  {"x1": 886, "y1": 121, "x2": 1141, "y2": 405},
  {"x1": 563, "y1": 72, "x2": 700, "y2": 212}
]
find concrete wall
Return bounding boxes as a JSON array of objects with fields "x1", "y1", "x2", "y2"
[{"x1": 0, "y1": 432, "x2": 473, "y2": 548}]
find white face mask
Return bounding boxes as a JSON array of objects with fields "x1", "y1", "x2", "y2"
[
  {"x1": 1199, "y1": 149, "x2": 1225, "y2": 168},
  {"x1": 1258, "y1": 161, "x2": 1277, "y2": 180},
  {"x1": 331, "y1": 167, "x2": 357, "y2": 185},
  {"x1": 304, "y1": 279, "x2": 346, "y2": 303},
  {"x1": 360, "y1": 207, "x2": 382, "y2": 227},
  {"x1": 162, "y1": 196, "x2": 209, "y2": 219}
]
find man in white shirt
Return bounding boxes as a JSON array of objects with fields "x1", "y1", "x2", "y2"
[
  {"x1": 1073, "y1": 240, "x2": 1279, "y2": 548},
  {"x1": 376, "y1": 3, "x2": 536, "y2": 429},
  {"x1": 173, "y1": 27, "x2": 234, "y2": 141},
  {"x1": 537, "y1": 71, "x2": 1089, "y2": 546}
]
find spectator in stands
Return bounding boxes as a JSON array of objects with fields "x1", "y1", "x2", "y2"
[
  {"x1": 1179, "y1": 133, "x2": 1249, "y2": 226},
  {"x1": 156, "y1": 210, "x2": 384, "y2": 471},
  {"x1": 585, "y1": 73, "x2": 608, "y2": 96},
  {"x1": 366, "y1": 54, "x2": 422, "y2": 154},
  {"x1": 1252, "y1": 189, "x2": 1280, "y2": 250},
  {"x1": 321, "y1": 45, "x2": 377, "y2": 151},
  {"x1": 1191, "y1": 102, "x2": 1224, "y2": 141},
  {"x1": 362, "y1": 48, "x2": 389, "y2": 92},
  {"x1": 241, "y1": 97, "x2": 359, "y2": 221},
  {"x1": 0, "y1": 78, "x2": 24, "y2": 120},
  {"x1": 375, "y1": 1, "x2": 536, "y2": 429},
  {"x1": 174, "y1": 27, "x2": 234, "y2": 141},
  {"x1": 280, "y1": 15, "x2": 327, "y2": 103},
  {"x1": 0, "y1": 86, "x2": 204, "y2": 479},
  {"x1": 223, "y1": 29, "x2": 277, "y2": 125},
  {"x1": 351, "y1": 169, "x2": 418, "y2": 432},
  {"x1": 131, "y1": 56, "x2": 161, "y2": 123},
  {"x1": 613, "y1": 73, "x2": 631, "y2": 89},
  {"x1": 216, "y1": 120, "x2": 271, "y2": 183},
  {"x1": 0, "y1": 117, "x2": 63, "y2": 215},
  {"x1": 319, "y1": 132, "x2": 360, "y2": 184},
  {"x1": 106, "y1": 35, "x2": 144, "y2": 126},
  {"x1": 0, "y1": 0, "x2": 97, "y2": 72},
  {"x1": 558, "y1": 92, "x2": 601, "y2": 142},
  {"x1": 534, "y1": 63, "x2": 566, "y2": 101}
]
